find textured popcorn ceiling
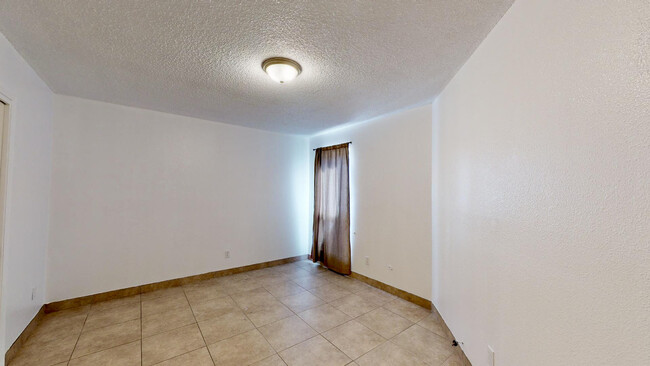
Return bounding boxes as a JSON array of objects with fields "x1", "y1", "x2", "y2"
[{"x1": 0, "y1": 0, "x2": 513, "y2": 134}]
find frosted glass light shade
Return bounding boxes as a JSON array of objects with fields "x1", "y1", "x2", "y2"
[{"x1": 262, "y1": 57, "x2": 302, "y2": 84}]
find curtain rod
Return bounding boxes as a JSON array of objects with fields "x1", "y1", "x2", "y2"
[{"x1": 313, "y1": 142, "x2": 352, "y2": 151}]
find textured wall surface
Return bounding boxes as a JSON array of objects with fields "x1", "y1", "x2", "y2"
[
  {"x1": 310, "y1": 105, "x2": 432, "y2": 300},
  {"x1": 432, "y1": 0, "x2": 650, "y2": 365},
  {"x1": 0, "y1": 33, "x2": 53, "y2": 352},
  {"x1": 47, "y1": 95, "x2": 309, "y2": 302},
  {"x1": 0, "y1": 0, "x2": 512, "y2": 134}
]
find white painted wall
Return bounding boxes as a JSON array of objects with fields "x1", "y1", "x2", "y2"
[
  {"x1": 432, "y1": 1, "x2": 650, "y2": 365},
  {"x1": 0, "y1": 33, "x2": 53, "y2": 353},
  {"x1": 309, "y1": 105, "x2": 432, "y2": 300},
  {"x1": 47, "y1": 95, "x2": 309, "y2": 302}
]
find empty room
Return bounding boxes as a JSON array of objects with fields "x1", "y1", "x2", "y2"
[{"x1": 0, "y1": 0, "x2": 647, "y2": 365}]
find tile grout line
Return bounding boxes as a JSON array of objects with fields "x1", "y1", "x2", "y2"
[
  {"x1": 67, "y1": 340, "x2": 142, "y2": 364},
  {"x1": 66, "y1": 318, "x2": 143, "y2": 361},
  {"x1": 337, "y1": 302, "x2": 422, "y2": 364},
  {"x1": 123, "y1": 309, "x2": 187, "y2": 338},
  {"x1": 67, "y1": 308, "x2": 90, "y2": 364},
  {"x1": 69, "y1": 314, "x2": 141, "y2": 334},
  {"x1": 181, "y1": 286, "x2": 216, "y2": 366},
  {"x1": 187, "y1": 284, "x2": 280, "y2": 347},
  {"x1": 50, "y1": 298, "x2": 144, "y2": 364},
  {"x1": 250, "y1": 309, "x2": 285, "y2": 362},
  {"x1": 147, "y1": 348, "x2": 206, "y2": 366},
  {"x1": 322, "y1": 312, "x2": 385, "y2": 362},
  {"x1": 341, "y1": 317, "x2": 388, "y2": 361},
  {"x1": 380, "y1": 318, "x2": 441, "y2": 364}
]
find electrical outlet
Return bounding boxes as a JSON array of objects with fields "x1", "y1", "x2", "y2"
[
  {"x1": 364, "y1": 256, "x2": 369, "y2": 265},
  {"x1": 488, "y1": 345, "x2": 495, "y2": 366},
  {"x1": 225, "y1": 250, "x2": 230, "y2": 259}
]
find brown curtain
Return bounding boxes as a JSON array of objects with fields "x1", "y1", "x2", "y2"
[{"x1": 311, "y1": 143, "x2": 351, "y2": 275}]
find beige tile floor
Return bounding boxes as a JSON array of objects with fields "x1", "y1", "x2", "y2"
[{"x1": 9, "y1": 260, "x2": 469, "y2": 366}]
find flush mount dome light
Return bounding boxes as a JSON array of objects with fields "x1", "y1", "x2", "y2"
[{"x1": 262, "y1": 57, "x2": 302, "y2": 84}]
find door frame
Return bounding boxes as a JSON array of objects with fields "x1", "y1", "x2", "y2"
[{"x1": 0, "y1": 89, "x2": 14, "y2": 361}]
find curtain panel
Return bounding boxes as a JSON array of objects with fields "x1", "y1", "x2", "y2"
[{"x1": 311, "y1": 143, "x2": 351, "y2": 275}]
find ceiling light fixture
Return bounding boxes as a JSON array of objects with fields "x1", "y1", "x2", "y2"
[{"x1": 262, "y1": 57, "x2": 302, "y2": 84}]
